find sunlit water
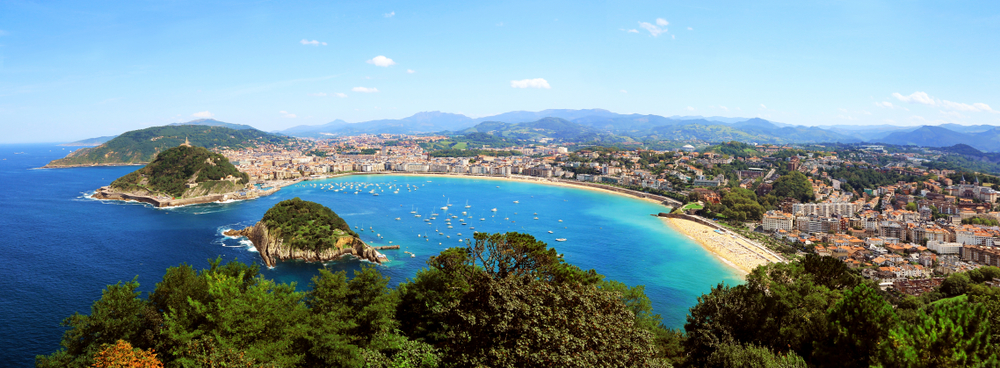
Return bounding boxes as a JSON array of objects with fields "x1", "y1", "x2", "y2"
[{"x1": 0, "y1": 144, "x2": 742, "y2": 366}]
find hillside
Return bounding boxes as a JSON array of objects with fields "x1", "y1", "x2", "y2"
[
  {"x1": 108, "y1": 144, "x2": 249, "y2": 198},
  {"x1": 45, "y1": 125, "x2": 293, "y2": 167},
  {"x1": 260, "y1": 198, "x2": 359, "y2": 252},
  {"x1": 878, "y1": 126, "x2": 973, "y2": 149}
]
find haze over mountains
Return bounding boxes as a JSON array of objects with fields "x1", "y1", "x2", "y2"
[
  {"x1": 274, "y1": 109, "x2": 1000, "y2": 151},
  {"x1": 63, "y1": 109, "x2": 1000, "y2": 152}
]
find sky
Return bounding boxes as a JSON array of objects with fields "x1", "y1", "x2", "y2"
[{"x1": 1, "y1": 0, "x2": 998, "y2": 142}]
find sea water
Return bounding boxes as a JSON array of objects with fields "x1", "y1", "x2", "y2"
[{"x1": 0, "y1": 144, "x2": 742, "y2": 366}]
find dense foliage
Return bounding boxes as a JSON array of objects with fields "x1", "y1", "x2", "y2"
[
  {"x1": 826, "y1": 165, "x2": 927, "y2": 192},
  {"x1": 261, "y1": 198, "x2": 359, "y2": 252},
  {"x1": 39, "y1": 233, "x2": 675, "y2": 368},
  {"x1": 770, "y1": 171, "x2": 815, "y2": 203},
  {"x1": 48, "y1": 125, "x2": 294, "y2": 166},
  {"x1": 110, "y1": 145, "x2": 249, "y2": 198}
]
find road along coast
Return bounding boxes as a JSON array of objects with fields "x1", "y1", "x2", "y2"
[{"x1": 660, "y1": 214, "x2": 785, "y2": 274}]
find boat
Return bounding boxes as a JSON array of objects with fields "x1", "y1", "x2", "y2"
[
  {"x1": 555, "y1": 238, "x2": 567, "y2": 242},
  {"x1": 465, "y1": 200, "x2": 471, "y2": 208},
  {"x1": 513, "y1": 200, "x2": 519, "y2": 204},
  {"x1": 548, "y1": 231, "x2": 554, "y2": 234},
  {"x1": 534, "y1": 217, "x2": 539, "y2": 220},
  {"x1": 372, "y1": 193, "x2": 379, "y2": 196},
  {"x1": 480, "y1": 218, "x2": 485, "y2": 221},
  {"x1": 558, "y1": 219, "x2": 563, "y2": 222},
  {"x1": 491, "y1": 208, "x2": 497, "y2": 212}
]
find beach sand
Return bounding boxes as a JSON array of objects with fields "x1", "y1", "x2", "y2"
[{"x1": 663, "y1": 217, "x2": 782, "y2": 274}]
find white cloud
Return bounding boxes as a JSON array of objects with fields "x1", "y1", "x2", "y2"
[
  {"x1": 191, "y1": 111, "x2": 214, "y2": 118},
  {"x1": 406, "y1": 69, "x2": 415, "y2": 74},
  {"x1": 719, "y1": 106, "x2": 729, "y2": 111},
  {"x1": 497, "y1": 22, "x2": 504, "y2": 26},
  {"x1": 366, "y1": 55, "x2": 396, "y2": 67},
  {"x1": 335, "y1": 92, "x2": 348, "y2": 98},
  {"x1": 760, "y1": 104, "x2": 766, "y2": 109},
  {"x1": 622, "y1": 28, "x2": 639, "y2": 33},
  {"x1": 279, "y1": 110, "x2": 297, "y2": 118},
  {"x1": 638, "y1": 21, "x2": 667, "y2": 37},
  {"x1": 875, "y1": 101, "x2": 893, "y2": 108},
  {"x1": 300, "y1": 39, "x2": 327, "y2": 46},
  {"x1": 671, "y1": 34, "x2": 675, "y2": 40},
  {"x1": 891, "y1": 91, "x2": 997, "y2": 113},
  {"x1": 892, "y1": 91, "x2": 935, "y2": 105},
  {"x1": 510, "y1": 78, "x2": 551, "y2": 89},
  {"x1": 656, "y1": 18, "x2": 669, "y2": 26},
  {"x1": 0, "y1": 30, "x2": 7, "y2": 36},
  {"x1": 686, "y1": 106, "x2": 695, "y2": 111},
  {"x1": 384, "y1": 11, "x2": 395, "y2": 18},
  {"x1": 620, "y1": 89, "x2": 628, "y2": 93},
  {"x1": 352, "y1": 87, "x2": 379, "y2": 93},
  {"x1": 687, "y1": 27, "x2": 693, "y2": 31},
  {"x1": 309, "y1": 92, "x2": 327, "y2": 97}
]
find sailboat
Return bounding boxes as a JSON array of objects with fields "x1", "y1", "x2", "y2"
[{"x1": 465, "y1": 200, "x2": 471, "y2": 208}]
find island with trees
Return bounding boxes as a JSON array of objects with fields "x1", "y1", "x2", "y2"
[
  {"x1": 224, "y1": 198, "x2": 386, "y2": 267},
  {"x1": 91, "y1": 143, "x2": 272, "y2": 207}
]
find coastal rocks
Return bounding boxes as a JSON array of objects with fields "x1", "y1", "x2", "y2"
[{"x1": 225, "y1": 222, "x2": 386, "y2": 267}]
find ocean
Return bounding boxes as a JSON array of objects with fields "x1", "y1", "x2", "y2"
[{"x1": 0, "y1": 143, "x2": 742, "y2": 366}]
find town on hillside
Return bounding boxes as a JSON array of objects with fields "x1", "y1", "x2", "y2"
[{"x1": 216, "y1": 135, "x2": 1000, "y2": 296}]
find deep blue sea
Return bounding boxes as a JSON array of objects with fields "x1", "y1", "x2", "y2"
[{"x1": 0, "y1": 144, "x2": 742, "y2": 366}]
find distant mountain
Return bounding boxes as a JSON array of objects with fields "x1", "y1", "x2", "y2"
[
  {"x1": 44, "y1": 125, "x2": 294, "y2": 167},
  {"x1": 170, "y1": 119, "x2": 257, "y2": 130},
  {"x1": 459, "y1": 118, "x2": 620, "y2": 143},
  {"x1": 59, "y1": 135, "x2": 118, "y2": 146},
  {"x1": 280, "y1": 112, "x2": 473, "y2": 137},
  {"x1": 878, "y1": 126, "x2": 975, "y2": 149}
]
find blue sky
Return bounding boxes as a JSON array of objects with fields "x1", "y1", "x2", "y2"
[{"x1": 1, "y1": 0, "x2": 998, "y2": 142}]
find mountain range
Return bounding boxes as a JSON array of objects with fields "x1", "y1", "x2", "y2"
[{"x1": 61, "y1": 111, "x2": 1000, "y2": 152}]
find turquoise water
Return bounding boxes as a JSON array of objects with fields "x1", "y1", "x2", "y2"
[{"x1": 0, "y1": 144, "x2": 742, "y2": 366}]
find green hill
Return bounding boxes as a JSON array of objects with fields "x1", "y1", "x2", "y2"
[
  {"x1": 261, "y1": 198, "x2": 359, "y2": 252},
  {"x1": 109, "y1": 145, "x2": 250, "y2": 198},
  {"x1": 45, "y1": 125, "x2": 293, "y2": 167}
]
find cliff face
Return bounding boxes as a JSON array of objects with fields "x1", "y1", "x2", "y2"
[{"x1": 228, "y1": 222, "x2": 385, "y2": 267}]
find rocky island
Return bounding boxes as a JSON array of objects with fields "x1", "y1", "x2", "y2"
[
  {"x1": 225, "y1": 198, "x2": 387, "y2": 266},
  {"x1": 92, "y1": 142, "x2": 276, "y2": 207}
]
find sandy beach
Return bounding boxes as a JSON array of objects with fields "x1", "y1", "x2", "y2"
[{"x1": 664, "y1": 217, "x2": 783, "y2": 274}]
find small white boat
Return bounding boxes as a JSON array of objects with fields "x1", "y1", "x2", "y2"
[
  {"x1": 513, "y1": 200, "x2": 519, "y2": 204},
  {"x1": 548, "y1": 231, "x2": 554, "y2": 234},
  {"x1": 558, "y1": 219, "x2": 563, "y2": 222},
  {"x1": 491, "y1": 208, "x2": 497, "y2": 212},
  {"x1": 480, "y1": 218, "x2": 485, "y2": 221},
  {"x1": 555, "y1": 238, "x2": 567, "y2": 242},
  {"x1": 534, "y1": 217, "x2": 539, "y2": 220}
]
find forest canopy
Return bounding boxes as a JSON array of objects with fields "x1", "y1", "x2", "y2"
[
  {"x1": 261, "y1": 198, "x2": 359, "y2": 252},
  {"x1": 110, "y1": 145, "x2": 249, "y2": 198}
]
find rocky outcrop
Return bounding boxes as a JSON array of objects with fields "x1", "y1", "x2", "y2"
[
  {"x1": 225, "y1": 222, "x2": 386, "y2": 267},
  {"x1": 91, "y1": 186, "x2": 278, "y2": 208}
]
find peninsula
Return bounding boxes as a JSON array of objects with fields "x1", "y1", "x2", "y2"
[
  {"x1": 44, "y1": 123, "x2": 293, "y2": 168},
  {"x1": 224, "y1": 198, "x2": 387, "y2": 266},
  {"x1": 91, "y1": 142, "x2": 275, "y2": 207}
]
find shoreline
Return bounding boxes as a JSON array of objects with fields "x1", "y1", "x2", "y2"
[
  {"x1": 301, "y1": 172, "x2": 679, "y2": 209},
  {"x1": 662, "y1": 216, "x2": 783, "y2": 275}
]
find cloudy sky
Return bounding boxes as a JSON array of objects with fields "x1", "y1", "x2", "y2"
[{"x1": 1, "y1": 0, "x2": 998, "y2": 142}]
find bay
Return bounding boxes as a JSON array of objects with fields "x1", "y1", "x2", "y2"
[{"x1": 0, "y1": 144, "x2": 742, "y2": 366}]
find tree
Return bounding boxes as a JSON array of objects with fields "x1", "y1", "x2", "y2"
[
  {"x1": 877, "y1": 299, "x2": 995, "y2": 367},
  {"x1": 396, "y1": 232, "x2": 661, "y2": 367},
  {"x1": 36, "y1": 279, "x2": 161, "y2": 368},
  {"x1": 91, "y1": 340, "x2": 163, "y2": 368},
  {"x1": 705, "y1": 343, "x2": 807, "y2": 368},
  {"x1": 819, "y1": 284, "x2": 898, "y2": 368},
  {"x1": 771, "y1": 172, "x2": 815, "y2": 203}
]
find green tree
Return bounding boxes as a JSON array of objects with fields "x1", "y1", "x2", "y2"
[
  {"x1": 771, "y1": 172, "x2": 815, "y2": 203},
  {"x1": 877, "y1": 299, "x2": 996, "y2": 367},
  {"x1": 36, "y1": 279, "x2": 161, "y2": 368},
  {"x1": 705, "y1": 343, "x2": 807, "y2": 368},
  {"x1": 819, "y1": 284, "x2": 899, "y2": 368}
]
